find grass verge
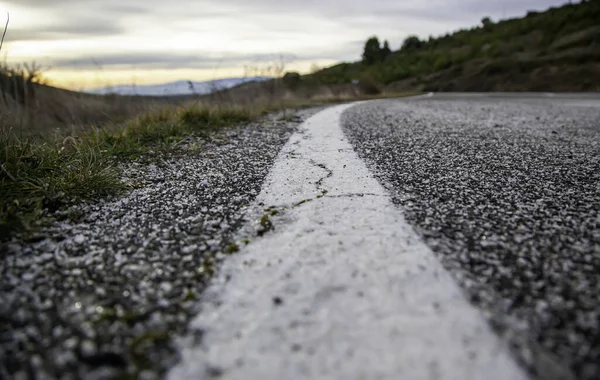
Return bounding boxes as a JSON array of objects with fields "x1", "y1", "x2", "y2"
[
  {"x1": 1, "y1": 92, "x2": 418, "y2": 241},
  {"x1": 0, "y1": 105, "x2": 261, "y2": 240}
]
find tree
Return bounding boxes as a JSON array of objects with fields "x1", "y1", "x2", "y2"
[
  {"x1": 481, "y1": 17, "x2": 493, "y2": 27},
  {"x1": 362, "y1": 37, "x2": 393, "y2": 65},
  {"x1": 282, "y1": 71, "x2": 301, "y2": 89},
  {"x1": 381, "y1": 40, "x2": 392, "y2": 61},
  {"x1": 358, "y1": 75, "x2": 381, "y2": 95},
  {"x1": 362, "y1": 36, "x2": 382, "y2": 65},
  {"x1": 401, "y1": 35, "x2": 423, "y2": 51}
]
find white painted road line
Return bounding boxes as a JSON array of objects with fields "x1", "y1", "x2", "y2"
[{"x1": 169, "y1": 103, "x2": 529, "y2": 380}]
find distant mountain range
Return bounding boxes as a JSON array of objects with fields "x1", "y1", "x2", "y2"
[{"x1": 86, "y1": 76, "x2": 270, "y2": 96}]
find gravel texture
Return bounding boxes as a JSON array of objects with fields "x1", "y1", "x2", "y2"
[
  {"x1": 169, "y1": 103, "x2": 527, "y2": 380},
  {"x1": 0, "y1": 111, "x2": 315, "y2": 379},
  {"x1": 342, "y1": 95, "x2": 600, "y2": 380}
]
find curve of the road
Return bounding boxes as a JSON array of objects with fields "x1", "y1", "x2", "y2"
[{"x1": 170, "y1": 93, "x2": 600, "y2": 380}]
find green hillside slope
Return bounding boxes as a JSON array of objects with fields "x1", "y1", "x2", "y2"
[{"x1": 308, "y1": 0, "x2": 600, "y2": 92}]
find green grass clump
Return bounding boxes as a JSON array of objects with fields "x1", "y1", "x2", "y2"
[
  {"x1": 90, "y1": 106, "x2": 257, "y2": 158},
  {"x1": 91, "y1": 108, "x2": 186, "y2": 157},
  {"x1": 180, "y1": 106, "x2": 255, "y2": 129},
  {"x1": 0, "y1": 105, "x2": 260, "y2": 239},
  {"x1": 0, "y1": 131, "x2": 123, "y2": 238},
  {"x1": 224, "y1": 243, "x2": 240, "y2": 254}
]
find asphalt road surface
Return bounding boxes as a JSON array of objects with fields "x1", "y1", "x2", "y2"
[
  {"x1": 170, "y1": 102, "x2": 527, "y2": 380},
  {"x1": 2, "y1": 94, "x2": 599, "y2": 380},
  {"x1": 341, "y1": 93, "x2": 600, "y2": 380},
  {"x1": 170, "y1": 93, "x2": 599, "y2": 380}
]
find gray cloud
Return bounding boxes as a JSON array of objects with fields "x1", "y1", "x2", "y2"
[
  {"x1": 159, "y1": 0, "x2": 572, "y2": 22},
  {"x1": 7, "y1": 23, "x2": 124, "y2": 42},
  {"x1": 4, "y1": 0, "x2": 571, "y2": 22},
  {"x1": 3, "y1": 0, "x2": 572, "y2": 70},
  {"x1": 4, "y1": 0, "x2": 142, "y2": 9},
  {"x1": 49, "y1": 52, "x2": 302, "y2": 70},
  {"x1": 4, "y1": 0, "x2": 567, "y2": 11},
  {"x1": 46, "y1": 43, "x2": 364, "y2": 70}
]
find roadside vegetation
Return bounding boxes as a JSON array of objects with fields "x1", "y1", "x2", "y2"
[
  {"x1": 0, "y1": 59, "x2": 414, "y2": 240},
  {"x1": 7, "y1": 0, "x2": 591, "y2": 238},
  {"x1": 0, "y1": 102, "x2": 262, "y2": 239},
  {"x1": 307, "y1": 0, "x2": 600, "y2": 92}
]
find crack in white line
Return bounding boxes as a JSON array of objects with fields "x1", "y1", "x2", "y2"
[{"x1": 170, "y1": 103, "x2": 529, "y2": 380}]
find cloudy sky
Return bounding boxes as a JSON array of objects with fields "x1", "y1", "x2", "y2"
[{"x1": 1, "y1": 0, "x2": 569, "y2": 89}]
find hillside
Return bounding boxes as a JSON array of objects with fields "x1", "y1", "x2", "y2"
[
  {"x1": 308, "y1": 0, "x2": 600, "y2": 92},
  {"x1": 0, "y1": 70, "x2": 187, "y2": 134}
]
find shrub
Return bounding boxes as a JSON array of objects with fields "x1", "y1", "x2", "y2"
[
  {"x1": 402, "y1": 35, "x2": 423, "y2": 51},
  {"x1": 282, "y1": 72, "x2": 301, "y2": 89},
  {"x1": 362, "y1": 36, "x2": 383, "y2": 65},
  {"x1": 433, "y1": 56, "x2": 452, "y2": 72},
  {"x1": 357, "y1": 76, "x2": 381, "y2": 95},
  {"x1": 481, "y1": 17, "x2": 493, "y2": 27},
  {"x1": 381, "y1": 40, "x2": 392, "y2": 61}
]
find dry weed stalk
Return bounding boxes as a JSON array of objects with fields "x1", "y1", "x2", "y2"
[{"x1": 0, "y1": 12, "x2": 8, "y2": 53}]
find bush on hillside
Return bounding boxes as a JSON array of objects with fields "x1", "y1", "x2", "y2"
[
  {"x1": 481, "y1": 17, "x2": 493, "y2": 27},
  {"x1": 362, "y1": 37, "x2": 392, "y2": 65},
  {"x1": 381, "y1": 40, "x2": 392, "y2": 61},
  {"x1": 362, "y1": 36, "x2": 382, "y2": 65},
  {"x1": 282, "y1": 72, "x2": 301, "y2": 89},
  {"x1": 401, "y1": 35, "x2": 423, "y2": 51},
  {"x1": 310, "y1": 0, "x2": 600, "y2": 90},
  {"x1": 357, "y1": 75, "x2": 381, "y2": 95}
]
